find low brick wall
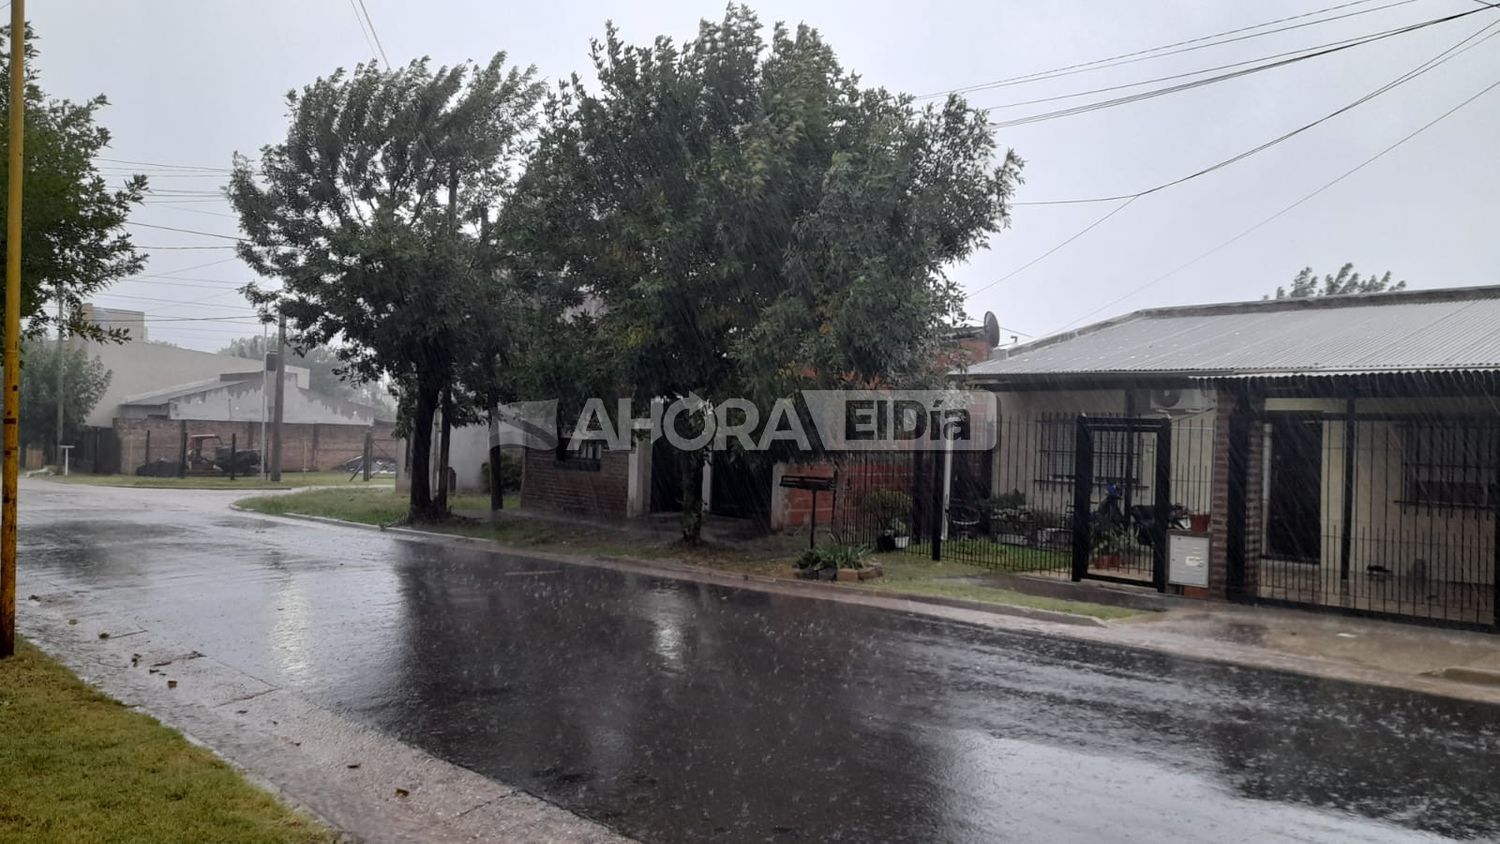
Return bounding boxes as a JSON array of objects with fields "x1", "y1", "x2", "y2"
[{"x1": 521, "y1": 447, "x2": 630, "y2": 517}]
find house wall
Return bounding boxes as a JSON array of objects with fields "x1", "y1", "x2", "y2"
[
  {"x1": 113, "y1": 417, "x2": 396, "y2": 474},
  {"x1": 166, "y1": 373, "x2": 372, "y2": 426},
  {"x1": 76, "y1": 335, "x2": 309, "y2": 428}
]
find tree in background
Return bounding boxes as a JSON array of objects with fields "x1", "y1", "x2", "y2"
[
  {"x1": 18, "y1": 339, "x2": 110, "y2": 463},
  {"x1": 1272, "y1": 263, "x2": 1407, "y2": 299},
  {"x1": 217, "y1": 335, "x2": 394, "y2": 414},
  {"x1": 507, "y1": 6, "x2": 1022, "y2": 541},
  {"x1": 1, "y1": 25, "x2": 145, "y2": 340},
  {"x1": 229, "y1": 55, "x2": 545, "y2": 520}
]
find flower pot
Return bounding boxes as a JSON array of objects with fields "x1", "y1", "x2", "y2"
[
  {"x1": 1189, "y1": 513, "x2": 1211, "y2": 533},
  {"x1": 836, "y1": 568, "x2": 863, "y2": 583},
  {"x1": 893, "y1": 536, "x2": 910, "y2": 549}
]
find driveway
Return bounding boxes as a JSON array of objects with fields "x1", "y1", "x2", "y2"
[{"x1": 18, "y1": 481, "x2": 1500, "y2": 842}]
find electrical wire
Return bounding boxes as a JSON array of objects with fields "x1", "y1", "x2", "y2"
[
  {"x1": 126, "y1": 221, "x2": 243, "y2": 241},
  {"x1": 1014, "y1": 16, "x2": 1500, "y2": 206},
  {"x1": 353, "y1": 0, "x2": 391, "y2": 67},
  {"x1": 1049, "y1": 72, "x2": 1500, "y2": 334},
  {"x1": 919, "y1": 0, "x2": 1417, "y2": 99},
  {"x1": 964, "y1": 16, "x2": 1499, "y2": 297},
  {"x1": 987, "y1": 6, "x2": 1492, "y2": 128}
]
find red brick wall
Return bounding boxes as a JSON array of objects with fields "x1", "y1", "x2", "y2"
[
  {"x1": 781, "y1": 455, "x2": 915, "y2": 531},
  {"x1": 1209, "y1": 390, "x2": 1264, "y2": 599},
  {"x1": 521, "y1": 447, "x2": 630, "y2": 517},
  {"x1": 112, "y1": 417, "x2": 395, "y2": 474}
]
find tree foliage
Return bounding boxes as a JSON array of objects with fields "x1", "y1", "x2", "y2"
[
  {"x1": 506, "y1": 6, "x2": 1021, "y2": 538},
  {"x1": 228, "y1": 55, "x2": 544, "y2": 519},
  {"x1": 19, "y1": 338, "x2": 110, "y2": 460},
  {"x1": 0, "y1": 25, "x2": 146, "y2": 341},
  {"x1": 1272, "y1": 263, "x2": 1407, "y2": 299}
]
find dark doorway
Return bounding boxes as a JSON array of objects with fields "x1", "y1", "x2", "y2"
[
  {"x1": 650, "y1": 438, "x2": 684, "y2": 513},
  {"x1": 709, "y1": 450, "x2": 771, "y2": 526},
  {"x1": 1265, "y1": 416, "x2": 1322, "y2": 562}
]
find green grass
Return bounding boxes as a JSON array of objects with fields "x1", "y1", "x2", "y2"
[
  {"x1": 233, "y1": 489, "x2": 1135, "y2": 621},
  {"x1": 235, "y1": 487, "x2": 516, "y2": 525},
  {"x1": 0, "y1": 640, "x2": 331, "y2": 843},
  {"x1": 863, "y1": 579, "x2": 1139, "y2": 620},
  {"x1": 48, "y1": 469, "x2": 394, "y2": 490},
  {"x1": 906, "y1": 538, "x2": 1071, "y2": 573}
]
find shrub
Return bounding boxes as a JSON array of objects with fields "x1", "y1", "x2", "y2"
[
  {"x1": 479, "y1": 451, "x2": 523, "y2": 495},
  {"x1": 862, "y1": 489, "x2": 912, "y2": 534}
]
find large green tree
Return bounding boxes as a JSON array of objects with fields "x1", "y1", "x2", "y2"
[
  {"x1": 228, "y1": 55, "x2": 545, "y2": 520},
  {"x1": 506, "y1": 6, "x2": 1022, "y2": 540},
  {"x1": 1272, "y1": 263, "x2": 1407, "y2": 299},
  {"x1": 1, "y1": 25, "x2": 146, "y2": 339},
  {"x1": 18, "y1": 338, "x2": 110, "y2": 462}
]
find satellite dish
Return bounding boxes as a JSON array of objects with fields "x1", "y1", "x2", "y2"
[{"x1": 982, "y1": 311, "x2": 1001, "y2": 349}]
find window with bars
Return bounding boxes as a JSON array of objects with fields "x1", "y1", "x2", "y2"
[
  {"x1": 1038, "y1": 416, "x2": 1139, "y2": 484},
  {"x1": 1400, "y1": 423, "x2": 1498, "y2": 508}
]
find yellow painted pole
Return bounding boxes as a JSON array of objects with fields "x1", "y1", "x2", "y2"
[{"x1": 2, "y1": 0, "x2": 25, "y2": 658}]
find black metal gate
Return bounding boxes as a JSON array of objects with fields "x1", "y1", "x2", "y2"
[{"x1": 1071, "y1": 416, "x2": 1171, "y2": 591}]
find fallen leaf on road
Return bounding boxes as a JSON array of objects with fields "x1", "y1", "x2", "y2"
[
  {"x1": 394, "y1": 787, "x2": 410, "y2": 798},
  {"x1": 347, "y1": 763, "x2": 361, "y2": 769},
  {"x1": 98, "y1": 632, "x2": 110, "y2": 640},
  {"x1": 67, "y1": 619, "x2": 77, "y2": 625},
  {"x1": 166, "y1": 680, "x2": 178, "y2": 689}
]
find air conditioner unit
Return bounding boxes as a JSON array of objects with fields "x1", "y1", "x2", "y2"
[{"x1": 1149, "y1": 387, "x2": 1213, "y2": 415}]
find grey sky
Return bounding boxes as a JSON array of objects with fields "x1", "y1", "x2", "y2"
[{"x1": 32, "y1": 0, "x2": 1500, "y2": 350}]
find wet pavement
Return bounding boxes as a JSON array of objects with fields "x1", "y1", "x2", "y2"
[{"x1": 18, "y1": 482, "x2": 1500, "y2": 842}]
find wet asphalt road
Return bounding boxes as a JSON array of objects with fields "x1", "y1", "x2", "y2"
[{"x1": 17, "y1": 482, "x2": 1500, "y2": 842}]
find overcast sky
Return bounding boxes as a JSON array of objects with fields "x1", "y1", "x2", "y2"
[{"x1": 32, "y1": 0, "x2": 1500, "y2": 350}]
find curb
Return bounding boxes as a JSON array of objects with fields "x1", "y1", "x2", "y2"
[{"x1": 228, "y1": 503, "x2": 1109, "y2": 628}]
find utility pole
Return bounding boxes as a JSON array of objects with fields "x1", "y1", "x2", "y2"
[
  {"x1": 54, "y1": 292, "x2": 63, "y2": 465},
  {"x1": 269, "y1": 312, "x2": 286, "y2": 482},
  {"x1": 2, "y1": 0, "x2": 27, "y2": 658}
]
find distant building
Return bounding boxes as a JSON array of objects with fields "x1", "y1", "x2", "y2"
[{"x1": 70, "y1": 305, "x2": 395, "y2": 474}]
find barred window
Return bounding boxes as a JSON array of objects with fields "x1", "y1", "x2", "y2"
[{"x1": 1400, "y1": 424, "x2": 1498, "y2": 508}]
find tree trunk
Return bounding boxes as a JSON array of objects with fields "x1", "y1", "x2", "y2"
[
  {"x1": 408, "y1": 382, "x2": 439, "y2": 521},
  {"x1": 435, "y1": 389, "x2": 453, "y2": 516},
  {"x1": 680, "y1": 450, "x2": 704, "y2": 545},
  {"x1": 488, "y1": 409, "x2": 504, "y2": 511}
]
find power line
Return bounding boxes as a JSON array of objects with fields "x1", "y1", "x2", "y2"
[
  {"x1": 1049, "y1": 72, "x2": 1500, "y2": 334},
  {"x1": 97, "y1": 157, "x2": 232, "y2": 172},
  {"x1": 968, "y1": 18, "x2": 1497, "y2": 296},
  {"x1": 126, "y1": 220, "x2": 243, "y2": 241},
  {"x1": 987, "y1": 6, "x2": 1493, "y2": 128},
  {"x1": 1013, "y1": 16, "x2": 1500, "y2": 206},
  {"x1": 346, "y1": 0, "x2": 379, "y2": 59},
  {"x1": 919, "y1": 0, "x2": 1415, "y2": 100},
  {"x1": 135, "y1": 244, "x2": 238, "y2": 251},
  {"x1": 969, "y1": 198, "x2": 1140, "y2": 297},
  {"x1": 353, "y1": 0, "x2": 391, "y2": 67}
]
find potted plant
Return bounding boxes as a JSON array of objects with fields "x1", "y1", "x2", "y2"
[
  {"x1": 889, "y1": 518, "x2": 910, "y2": 550},
  {"x1": 863, "y1": 490, "x2": 913, "y2": 553},
  {"x1": 1091, "y1": 521, "x2": 1131, "y2": 569}
]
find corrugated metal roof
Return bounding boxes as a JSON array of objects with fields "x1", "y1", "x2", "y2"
[{"x1": 965, "y1": 285, "x2": 1500, "y2": 380}]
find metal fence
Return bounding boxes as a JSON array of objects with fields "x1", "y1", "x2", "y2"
[
  {"x1": 1235, "y1": 414, "x2": 1498, "y2": 628},
  {"x1": 834, "y1": 413, "x2": 1217, "y2": 582}
]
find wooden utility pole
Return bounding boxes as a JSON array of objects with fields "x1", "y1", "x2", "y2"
[
  {"x1": 269, "y1": 313, "x2": 286, "y2": 482},
  {"x1": 2, "y1": 0, "x2": 26, "y2": 658}
]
